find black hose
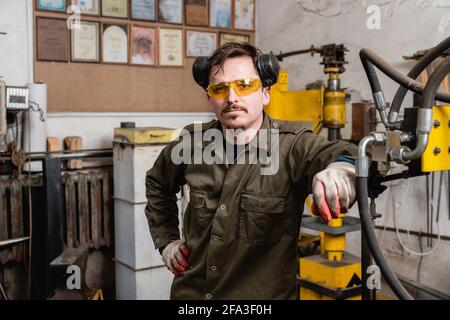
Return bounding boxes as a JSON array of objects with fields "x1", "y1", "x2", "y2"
[
  {"x1": 356, "y1": 177, "x2": 414, "y2": 300},
  {"x1": 360, "y1": 49, "x2": 450, "y2": 103},
  {"x1": 360, "y1": 53, "x2": 382, "y2": 93},
  {"x1": 421, "y1": 55, "x2": 450, "y2": 110},
  {"x1": 391, "y1": 36, "x2": 450, "y2": 115}
]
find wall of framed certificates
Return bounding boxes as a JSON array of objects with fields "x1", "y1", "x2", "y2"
[{"x1": 34, "y1": 0, "x2": 255, "y2": 112}]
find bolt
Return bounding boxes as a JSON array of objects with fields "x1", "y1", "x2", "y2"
[
  {"x1": 448, "y1": 120, "x2": 450, "y2": 128},
  {"x1": 433, "y1": 120, "x2": 441, "y2": 128},
  {"x1": 448, "y1": 146, "x2": 450, "y2": 154},
  {"x1": 433, "y1": 147, "x2": 441, "y2": 155}
]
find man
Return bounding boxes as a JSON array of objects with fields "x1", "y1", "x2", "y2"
[{"x1": 145, "y1": 43, "x2": 358, "y2": 300}]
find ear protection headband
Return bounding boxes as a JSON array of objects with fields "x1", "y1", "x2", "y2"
[{"x1": 192, "y1": 53, "x2": 280, "y2": 90}]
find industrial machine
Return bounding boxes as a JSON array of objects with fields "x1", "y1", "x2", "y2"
[
  {"x1": 356, "y1": 36, "x2": 450, "y2": 300},
  {"x1": 265, "y1": 43, "x2": 348, "y2": 141},
  {"x1": 265, "y1": 44, "x2": 364, "y2": 300}
]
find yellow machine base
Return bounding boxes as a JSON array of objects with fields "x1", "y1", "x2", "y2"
[{"x1": 299, "y1": 253, "x2": 361, "y2": 300}]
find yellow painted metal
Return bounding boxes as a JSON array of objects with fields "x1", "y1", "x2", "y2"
[
  {"x1": 324, "y1": 91, "x2": 346, "y2": 128},
  {"x1": 322, "y1": 214, "x2": 346, "y2": 262},
  {"x1": 113, "y1": 127, "x2": 180, "y2": 145},
  {"x1": 299, "y1": 253, "x2": 361, "y2": 300},
  {"x1": 422, "y1": 105, "x2": 450, "y2": 172},
  {"x1": 265, "y1": 70, "x2": 324, "y2": 130}
]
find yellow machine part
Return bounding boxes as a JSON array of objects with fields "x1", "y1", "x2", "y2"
[
  {"x1": 265, "y1": 70, "x2": 324, "y2": 132},
  {"x1": 113, "y1": 127, "x2": 180, "y2": 145},
  {"x1": 422, "y1": 105, "x2": 450, "y2": 172},
  {"x1": 323, "y1": 91, "x2": 346, "y2": 128},
  {"x1": 299, "y1": 253, "x2": 362, "y2": 300}
]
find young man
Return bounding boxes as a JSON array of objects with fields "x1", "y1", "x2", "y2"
[{"x1": 145, "y1": 43, "x2": 358, "y2": 300}]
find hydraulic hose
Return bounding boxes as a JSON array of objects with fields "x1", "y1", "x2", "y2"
[
  {"x1": 356, "y1": 176, "x2": 414, "y2": 300},
  {"x1": 359, "y1": 49, "x2": 450, "y2": 104},
  {"x1": 390, "y1": 36, "x2": 450, "y2": 121},
  {"x1": 402, "y1": 55, "x2": 450, "y2": 161},
  {"x1": 360, "y1": 56, "x2": 391, "y2": 128}
]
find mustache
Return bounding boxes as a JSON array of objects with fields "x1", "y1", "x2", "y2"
[{"x1": 222, "y1": 102, "x2": 248, "y2": 114}]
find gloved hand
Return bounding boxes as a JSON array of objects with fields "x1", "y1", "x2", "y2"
[
  {"x1": 311, "y1": 161, "x2": 356, "y2": 223},
  {"x1": 161, "y1": 240, "x2": 190, "y2": 277}
]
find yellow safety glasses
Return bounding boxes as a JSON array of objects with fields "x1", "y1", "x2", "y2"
[{"x1": 207, "y1": 78, "x2": 262, "y2": 100}]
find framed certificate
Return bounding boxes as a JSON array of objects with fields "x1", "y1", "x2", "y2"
[
  {"x1": 186, "y1": 30, "x2": 217, "y2": 57},
  {"x1": 159, "y1": 0, "x2": 183, "y2": 25},
  {"x1": 234, "y1": 0, "x2": 254, "y2": 31},
  {"x1": 71, "y1": 0, "x2": 100, "y2": 15},
  {"x1": 71, "y1": 21, "x2": 100, "y2": 62},
  {"x1": 131, "y1": 0, "x2": 157, "y2": 21},
  {"x1": 102, "y1": 24, "x2": 129, "y2": 64},
  {"x1": 159, "y1": 28, "x2": 183, "y2": 66},
  {"x1": 219, "y1": 32, "x2": 249, "y2": 46},
  {"x1": 185, "y1": 0, "x2": 208, "y2": 27},
  {"x1": 130, "y1": 25, "x2": 157, "y2": 66},
  {"x1": 36, "y1": 0, "x2": 67, "y2": 12},
  {"x1": 209, "y1": 0, "x2": 231, "y2": 29},
  {"x1": 101, "y1": 0, "x2": 128, "y2": 18},
  {"x1": 36, "y1": 17, "x2": 69, "y2": 62}
]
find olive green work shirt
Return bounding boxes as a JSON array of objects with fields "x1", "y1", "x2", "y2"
[{"x1": 145, "y1": 113, "x2": 358, "y2": 300}]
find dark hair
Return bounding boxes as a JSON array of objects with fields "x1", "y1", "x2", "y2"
[{"x1": 208, "y1": 42, "x2": 261, "y2": 80}]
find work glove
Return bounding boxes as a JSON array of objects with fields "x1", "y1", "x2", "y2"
[
  {"x1": 311, "y1": 161, "x2": 356, "y2": 223},
  {"x1": 161, "y1": 240, "x2": 190, "y2": 277}
]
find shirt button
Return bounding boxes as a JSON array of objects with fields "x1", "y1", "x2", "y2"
[
  {"x1": 205, "y1": 293, "x2": 213, "y2": 300},
  {"x1": 220, "y1": 204, "x2": 226, "y2": 210},
  {"x1": 210, "y1": 266, "x2": 217, "y2": 271}
]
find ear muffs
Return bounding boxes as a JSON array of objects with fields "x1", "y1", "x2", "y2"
[
  {"x1": 193, "y1": 53, "x2": 280, "y2": 90},
  {"x1": 256, "y1": 54, "x2": 280, "y2": 87},
  {"x1": 192, "y1": 56, "x2": 210, "y2": 90}
]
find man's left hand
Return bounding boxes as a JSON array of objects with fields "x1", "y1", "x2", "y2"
[{"x1": 311, "y1": 161, "x2": 356, "y2": 223}]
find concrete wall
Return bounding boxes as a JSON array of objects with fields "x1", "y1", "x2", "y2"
[{"x1": 257, "y1": 0, "x2": 450, "y2": 298}]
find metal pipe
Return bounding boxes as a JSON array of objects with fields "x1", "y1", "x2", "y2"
[{"x1": 402, "y1": 56, "x2": 450, "y2": 161}]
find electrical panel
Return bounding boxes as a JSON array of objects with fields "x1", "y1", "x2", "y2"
[{"x1": 6, "y1": 86, "x2": 29, "y2": 110}]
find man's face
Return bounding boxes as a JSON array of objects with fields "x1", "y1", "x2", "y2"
[{"x1": 208, "y1": 56, "x2": 270, "y2": 130}]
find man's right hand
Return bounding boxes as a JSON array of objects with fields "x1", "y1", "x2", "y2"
[{"x1": 161, "y1": 240, "x2": 190, "y2": 276}]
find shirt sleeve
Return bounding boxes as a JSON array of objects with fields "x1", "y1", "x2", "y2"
[
  {"x1": 145, "y1": 140, "x2": 187, "y2": 251},
  {"x1": 287, "y1": 131, "x2": 358, "y2": 193}
]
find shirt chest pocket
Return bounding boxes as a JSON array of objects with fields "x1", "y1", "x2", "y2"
[
  {"x1": 187, "y1": 190, "x2": 217, "y2": 236},
  {"x1": 239, "y1": 192, "x2": 285, "y2": 245}
]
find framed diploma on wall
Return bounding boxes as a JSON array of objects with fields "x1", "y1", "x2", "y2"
[
  {"x1": 36, "y1": 0, "x2": 67, "y2": 12},
  {"x1": 71, "y1": 0, "x2": 100, "y2": 15},
  {"x1": 131, "y1": 0, "x2": 157, "y2": 21},
  {"x1": 159, "y1": 0, "x2": 184, "y2": 25},
  {"x1": 102, "y1": 24, "x2": 129, "y2": 64},
  {"x1": 70, "y1": 21, "x2": 100, "y2": 62},
  {"x1": 130, "y1": 25, "x2": 157, "y2": 66},
  {"x1": 186, "y1": 30, "x2": 217, "y2": 57},
  {"x1": 209, "y1": 0, "x2": 231, "y2": 29},
  {"x1": 219, "y1": 32, "x2": 249, "y2": 46},
  {"x1": 234, "y1": 0, "x2": 254, "y2": 31},
  {"x1": 185, "y1": 0, "x2": 208, "y2": 27},
  {"x1": 36, "y1": 17, "x2": 69, "y2": 62},
  {"x1": 101, "y1": 0, "x2": 128, "y2": 18},
  {"x1": 159, "y1": 28, "x2": 183, "y2": 66}
]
